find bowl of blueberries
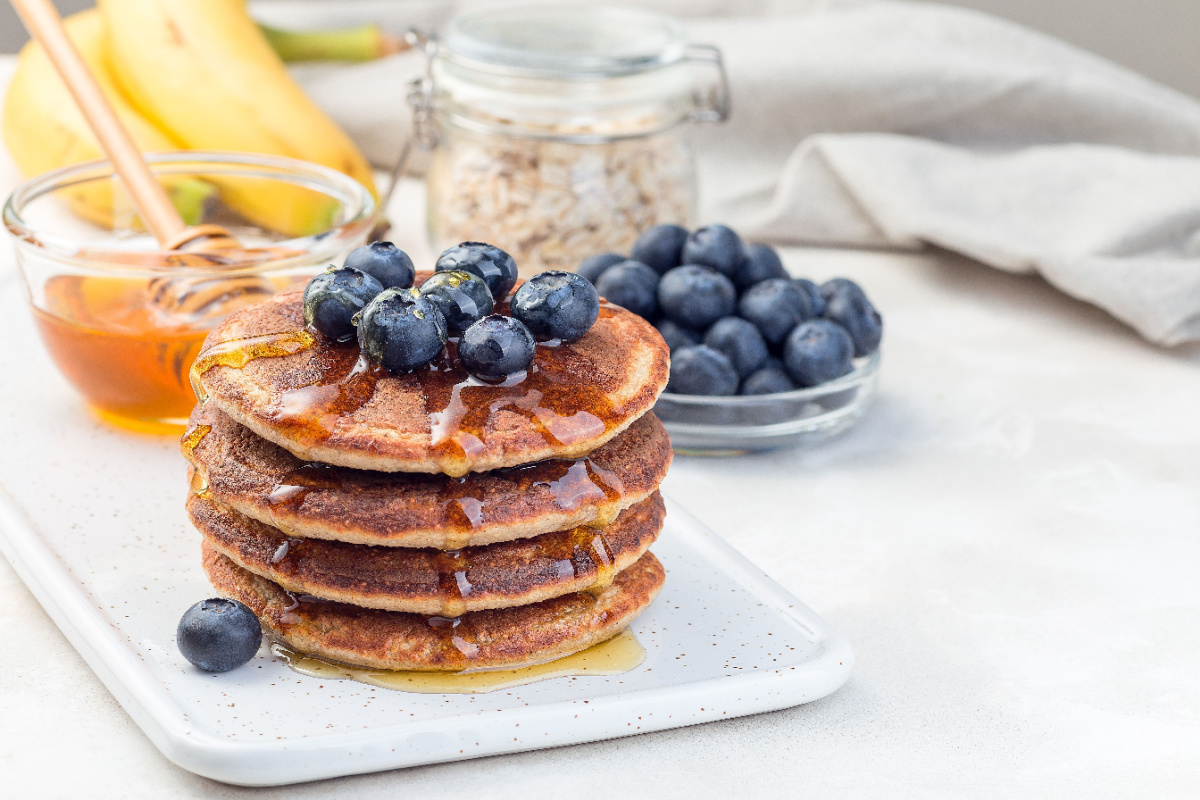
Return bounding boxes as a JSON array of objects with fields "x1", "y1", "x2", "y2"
[{"x1": 579, "y1": 224, "x2": 883, "y2": 455}]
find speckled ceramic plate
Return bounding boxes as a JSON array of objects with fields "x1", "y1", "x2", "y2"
[{"x1": 0, "y1": 274, "x2": 853, "y2": 787}]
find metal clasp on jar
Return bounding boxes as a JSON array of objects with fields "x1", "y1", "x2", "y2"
[{"x1": 685, "y1": 44, "x2": 731, "y2": 124}]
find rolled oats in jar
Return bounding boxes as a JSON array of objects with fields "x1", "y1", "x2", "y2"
[{"x1": 413, "y1": 6, "x2": 729, "y2": 274}]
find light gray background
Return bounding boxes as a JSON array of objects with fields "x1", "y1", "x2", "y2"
[{"x1": 1, "y1": 0, "x2": 1198, "y2": 98}]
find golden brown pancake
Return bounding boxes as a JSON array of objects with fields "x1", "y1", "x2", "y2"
[
  {"x1": 183, "y1": 404, "x2": 672, "y2": 548},
  {"x1": 189, "y1": 491, "x2": 665, "y2": 614},
  {"x1": 190, "y1": 274, "x2": 670, "y2": 476},
  {"x1": 203, "y1": 543, "x2": 665, "y2": 671}
]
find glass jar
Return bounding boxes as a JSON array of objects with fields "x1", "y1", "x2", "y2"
[
  {"x1": 415, "y1": 6, "x2": 729, "y2": 275},
  {"x1": 4, "y1": 152, "x2": 374, "y2": 432}
]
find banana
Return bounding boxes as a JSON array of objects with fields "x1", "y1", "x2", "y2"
[
  {"x1": 100, "y1": 0, "x2": 378, "y2": 238},
  {"x1": 1, "y1": 9, "x2": 213, "y2": 229}
]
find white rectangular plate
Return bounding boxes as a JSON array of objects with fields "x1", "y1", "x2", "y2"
[{"x1": 0, "y1": 271, "x2": 852, "y2": 786}]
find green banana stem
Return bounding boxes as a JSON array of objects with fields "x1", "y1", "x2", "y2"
[{"x1": 259, "y1": 23, "x2": 407, "y2": 63}]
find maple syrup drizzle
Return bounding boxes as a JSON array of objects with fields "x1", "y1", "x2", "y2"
[
  {"x1": 188, "y1": 467, "x2": 212, "y2": 500},
  {"x1": 189, "y1": 325, "x2": 622, "y2": 477},
  {"x1": 189, "y1": 329, "x2": 317, "y2": 402},
  {"x1": 270, "y1": 628, "x2": 645, "y2": 694},
  {"x1": 432, "y1": 549, "x2": 474, "y2": 617},
  {"x1": 179, "y1": 423, "x2": 211, "y2": 459},
  {"x1": 260, "y1": 448, "x2": 627, "y2": 550}
]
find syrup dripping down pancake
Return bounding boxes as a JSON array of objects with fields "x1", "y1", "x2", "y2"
[
  {"x1": 190, "y1": 275, "x2": 670, "y2": 476},
  {"x1": 203, "y1": 543, "x2": 665, "y2": 672},
  {"x1": 190, "y1": 491, "x2": 664, "y2": 614},
  {"x1": 183, "y1": 405, "x2": 671, "y2": 548}
]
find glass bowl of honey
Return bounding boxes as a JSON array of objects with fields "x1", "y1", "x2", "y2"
[{"x1": 3, "y1": 151, "x2": 375, "y2": 433}]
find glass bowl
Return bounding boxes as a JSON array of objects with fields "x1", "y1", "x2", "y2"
[
  {"x1": 653, "y1": 351, "x2": 881, "y2": 455},
  {"x1": 4, "y1": 151, "x2": 375, "y2": 433}
]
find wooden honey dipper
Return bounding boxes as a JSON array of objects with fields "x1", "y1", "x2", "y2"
[{"x1": 10, "y1": 0, "x2": 283, "y2": 316}]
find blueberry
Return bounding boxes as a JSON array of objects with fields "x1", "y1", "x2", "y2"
[
  {"x1": 358, "y1": 288, "x2": 448, "y2": 373},
  {"x1": 681, "y1": 224, "x2": 745, "y2": 278},
  {"x1": 459, "y1": 315, "x2": 536, "y2": 381},
  {"x1": 436, "y1": 242, "x2": 518, "y2": 299},
  {"x1": 737, "y1": 278, "x2": 813, "y2": 346},
  {"x1": 667, "y1": 345, "x2": 739, "y2": 396},
  {"x1": 511, "y1": 271, "x2": 600, "y2": 342},
  {"x1": 734, "y1": 243, "x2": 787, "y2": 290},
  {"x1": 793, "y1": 278, "x2": 825, "y2": 318},
  {"x1": 740, "y1": 366, "x2": 796, "y2": 395},
  {"x1": 418, "y1": 270, "x2": 494, "y2": 333},
  {"x1": 344, "y1": 241, "x2": 415, "y2": 289},
  {"x1": 657, "y1": 265, "x2": 736, "y2": 330},
  {"x1": 303, "y1": 266, "x2": 383, "y2": 343},
  {"x1": 821, "y1": 279, "x2": 882, "y2": 356},
  {"x1": 703, "y1": 316, "x2": 768, "y2": 379},
  {"x1": 655, "y1": 319, "x2": 701, "y2": 352},
  {"x1": 631, "y1": 224, "x2": 689, "y2": 275},
  {"x1": 782, "y1": 319, "x2": 854, "y2": 387},
  {"x1": 577, "y1": 252, "x2": 625, "y2": 285},
  {"x1": 819, "y1": 277, "x2": 859, "y2": 303},
  {"x1": 177, "y1": 598, "x2": 261, "y2": 673},
  {"x1": 594, "y1": 260, "x2": 660, "y2": 320}
]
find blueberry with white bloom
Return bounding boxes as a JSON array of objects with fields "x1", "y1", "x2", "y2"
[
  {"x1": 303, "y1": 266, "x2": 384, "y2": 342},
  {"x1": 344, "y1": 241, "x2": 415, "y2": 289},
  {"x1": 511, "y1": 271, "x2": 600, "y2": 342},
  {"x1": 782, "y1": 319, "x2": 854, "y2": 387}
]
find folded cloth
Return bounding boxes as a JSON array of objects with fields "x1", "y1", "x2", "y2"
[{"x1": 261, "y1": 0, "x2": 1200, "y2": 344}]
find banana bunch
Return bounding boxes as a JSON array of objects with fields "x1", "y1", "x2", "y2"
[{"x1": 2, "y1": 0, "x2": 380, "y2": 238}]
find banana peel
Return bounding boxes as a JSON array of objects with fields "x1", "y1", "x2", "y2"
[
  {"x1": 100, "y1": 0, "x2": 377, "y2": 239},
  {"x1": 1, "y1": 9, "x2": 215, "y2": 230}
]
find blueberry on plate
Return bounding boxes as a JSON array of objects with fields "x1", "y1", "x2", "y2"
[
  {"x1": 177, "y1": 598, "x2": 262, "y2": 673},
  {"x1": 594, "y1": 260, "x2": 660, "y2": 320},
  {"x1": 737, "y1": 278, "x2": 813, "y2": 346},
  {"x1": 459, "y1": 315, "x2": 536, "y2": 381},
  {"x1": 793, "y1": 278, "x2": 825, "y2": 318},
  {"x1": 511, "y1": 271, "x2": 600, "y2": 342},
  {"x1": 819, "y1": 277, "x2": 859, "y2": 303},
  {"x1": 821, "y1": 279, "x2": 883, "y2": 356},
  {"x1": 657, "y1": 265, "x2": 736, "y2": 330},
  {"x1": 681, "y1": 224, "x2": 745, "y2": 279},
  {"x1": 733, "y1": 243, "x2": 787, "y2": 291},
  {"x1": 782, "y1": 319, "x2": 854, "y2": 387},
  {"x1": 631, "y1": 224, "x2": 689, "y2": 275},
  {"x1": 703, "y1": 316, "x2": 769, "y2": 379},
  {"x1": 419, "y1": 270, "x2": 494, "y2": 333},
  {"x1": 655, "y1": 319, "x2": 701, "y2": 352},
  {"x1": 436, "y1": 242, "x2": 519, "y2": 299},
  {"x1": 358, "y1": 288, "x2": 448, "y2": 373},
  {"x1": 577, "y1": 252, "x2": 626, "y2": 285},
  {"x1": 303, "y1": 266, "x2": 383, "y2": 343},
  {"x1": 344, "y1": 241, "x2": 415, "y2": 289},
  {"x1": 740, "y1": 365, "x2": 796, "y2": 395},
  {"x1": 667, "y1": 345, "x2": 739, "y2": 396}
]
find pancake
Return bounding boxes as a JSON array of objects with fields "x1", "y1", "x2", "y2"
[
  {"x1": 190, "y1": 273, "x2": 670, "y2": 476},
  {"x1": 203, "y1": 543, "x2": 665, "y2": 671},
  {"x1": 189, "y1": 491, "x2": 665, "y2": 614},
  {"x1": 183, "y1": 404, "x2": 672, "y2": 548}
]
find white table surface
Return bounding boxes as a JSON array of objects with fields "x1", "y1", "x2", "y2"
[{"x1": 2, "y1": 59, "x2": 1199, "y2": 798}]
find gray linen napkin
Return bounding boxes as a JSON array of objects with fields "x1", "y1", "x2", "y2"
[{"x1": 259, "y1": 0, "x2": 1200, "y2": 344}]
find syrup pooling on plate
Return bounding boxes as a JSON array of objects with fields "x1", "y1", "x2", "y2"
[{"x1": 270, "y1": 628, "x2": 646, "y2": 694}]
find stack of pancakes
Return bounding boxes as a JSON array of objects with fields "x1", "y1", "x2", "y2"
[{"x1": 183, "y1": 279, "x2": 672, "y2": 672}]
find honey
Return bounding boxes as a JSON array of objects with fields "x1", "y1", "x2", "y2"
[
  {"x1": 36, "y1": 273, "x2": 276, "y2": 431},
  {"x1": 188, "y1": 306, "x2": 623, "y2": 477},
  {"x1": 270, "y1": 628, "x2": 645, "y2": 694}
]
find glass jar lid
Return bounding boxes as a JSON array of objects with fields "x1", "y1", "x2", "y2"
[{"x1": 440, "y1": 6, "x2": 688, "y2": 78}]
